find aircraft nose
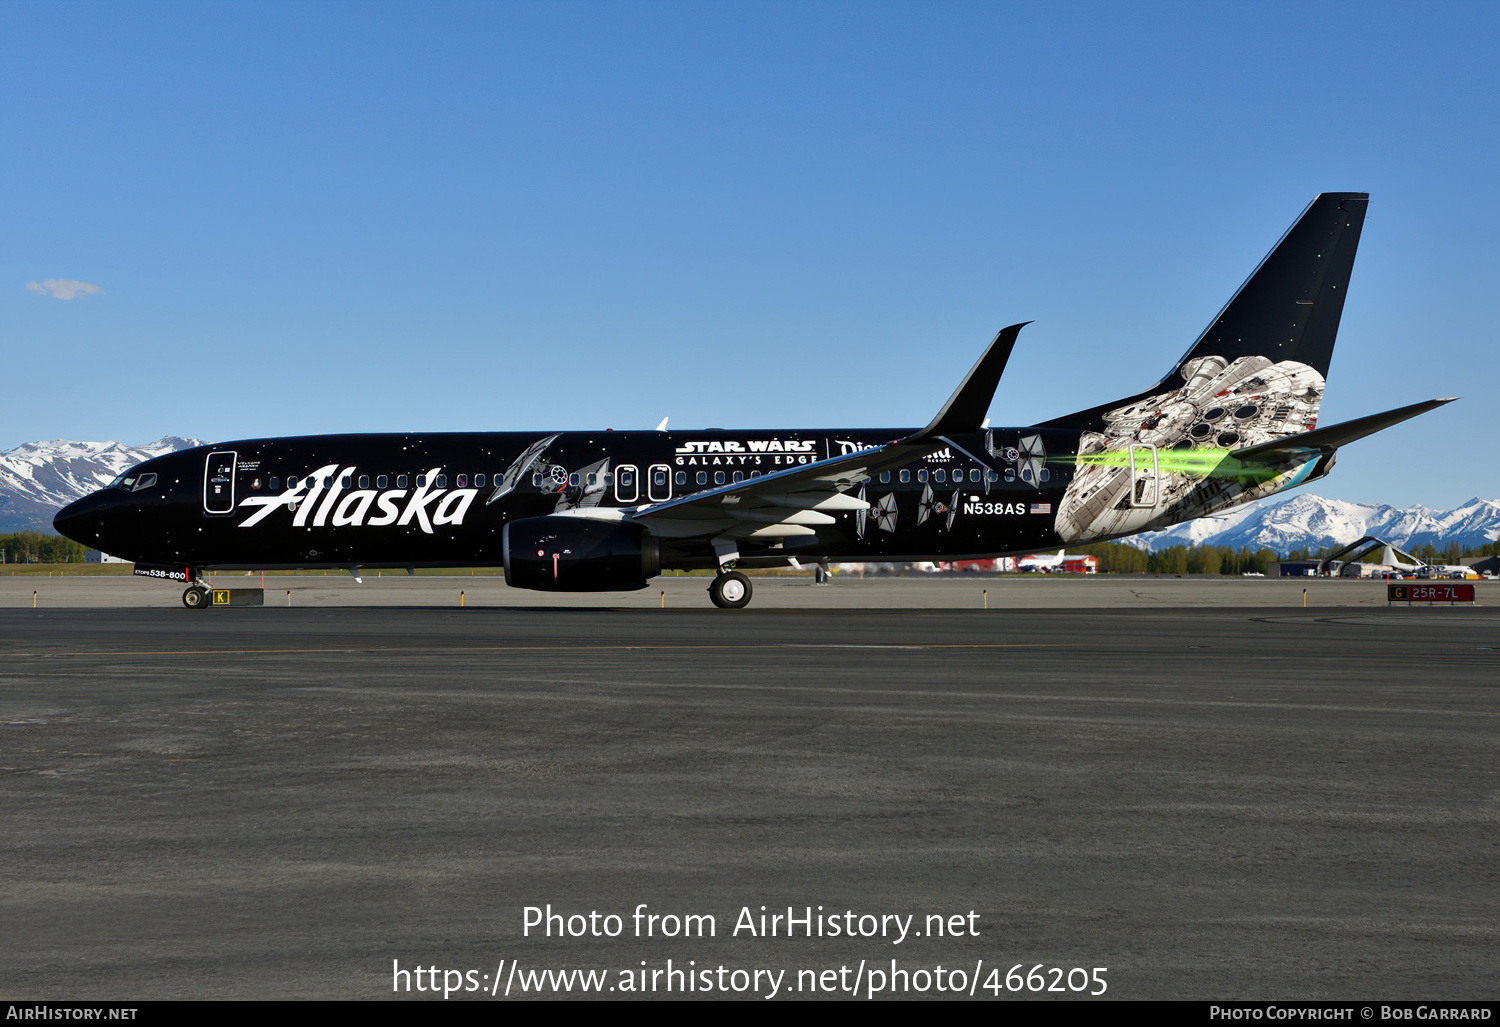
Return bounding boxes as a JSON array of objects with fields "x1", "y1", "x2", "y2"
[
  {"x1": 53, "y1": 497, "x2": 86, "y2": 540},
  {"x1": 53, "y1": 492, "x2": 110, "y2": 548}
]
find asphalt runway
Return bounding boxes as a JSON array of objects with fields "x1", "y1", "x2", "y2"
[{"x1": 2, "y1": 577, "x2": 1497, "y2": 1000}]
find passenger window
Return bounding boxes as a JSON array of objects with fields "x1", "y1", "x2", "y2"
[
  {"x1": 398, "y1": 475, "x2": 409, "y2": 489},
  {"x1": 475, "y1": 474, "x2": 485, "y2": 488},
  {"x1": 934, "y1": 469, "x2": 946, "y2": 483},
  {"x1": 986, "y1": 469, "x2": 997, "y2": 482},
  {"x1": 696, "y1": 471, "x2": 707, "y2": 485},
  {"x1": 377, "y1": 475, "x2": 389, "y2": 489},
  {"x1": 653, "y1": 469, "x2": 666, "y2": 486},
  {"x1": 918, "y1": 469, "x2": 928, "y2": 483},
  {"x1": 675, "y1": 471, "x2": 686, "y2": 486},
  {"x1": 436, "y1": 475, "x2": 447, "y2": 488},
  {"x1": 288, "y1": 476, "x2": 299, "y2": 490},
  {"x1": 879, "y1": 471, "x2": 890, "y2": 483},
  {"x1": 341, "y1": 476, "x2": 351, "y2": 488},
  {"x1": 899, "y1": 469, "x2": 910, "y2": 484},
  {"x1": 358, "y1": 475, "x2": 369, "y2": 489},
  {"x1": 417, "y1": 475, "x2": 427, "y2": 487},
  {"x1": 714, "y1": 471, "x2": 725, "y2": 485},
  {"x1": 456, "y1": 474, "x2": 467, "y2": 488},
  {"x1": 270, "y1": 477, "x2": 281, "y2": 491},
  {"x1": 570, "y1": 473, "x2": 580, "y2": 487},
  {"x1": 732, "y1": 471, "x2": 744, "y2": 483},
  {"x1": 1040, "y1": 469, "x2": 1050, "y2": 482},
  {"x1": 750, "y1": 470, "x2": 762, "y2": 478},
  {"x1": 1004, "y1": 468, "x2": 1016, "y2": 483}
]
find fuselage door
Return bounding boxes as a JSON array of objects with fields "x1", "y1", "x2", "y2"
[
  {"x1": 615, "y1": 464, "x2": 639, "y2": 504},
  {"x1": 1128, "y1": 444, "x2": 1158, "y2": 508},
  {"x1": 647, "y1": 463, "x2": 672, "y2": 503},
  {"x1": 204, "y1": 450, "x2": 238, "y2": 514}
]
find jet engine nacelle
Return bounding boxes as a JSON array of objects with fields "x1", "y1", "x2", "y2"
[{"x1": 502, "y1": 516, "x2": 660, "y2": 592}]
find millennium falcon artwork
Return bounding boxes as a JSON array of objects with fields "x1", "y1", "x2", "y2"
[{"x1": 1055, "y1": 354, "x2": 1325, "y2": 541}]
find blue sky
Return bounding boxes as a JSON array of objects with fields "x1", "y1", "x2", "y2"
[{"x1": 4, "y1": 0, "x2": 1496, "y2": 508}]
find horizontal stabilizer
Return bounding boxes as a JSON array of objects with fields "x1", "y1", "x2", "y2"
[
  {"x1": 1232, "y1": 398, "x2": 1456, "y2": 463},
  {"x1": 914, "y1": 323, "x2": 1028, "y2": 440}
]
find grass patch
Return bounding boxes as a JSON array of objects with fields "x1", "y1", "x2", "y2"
[{"x1": 2, "y1": 563, "x2": 135, "y2": 576}]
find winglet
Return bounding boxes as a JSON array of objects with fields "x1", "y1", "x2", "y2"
[{"x1": 911, "y1": 322, "x2": 1029, "y2": 440}]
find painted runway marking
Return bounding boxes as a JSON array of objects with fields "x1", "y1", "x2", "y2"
[{"x1": 2, "y1": 642, "x2": 1051, "y2": 658}]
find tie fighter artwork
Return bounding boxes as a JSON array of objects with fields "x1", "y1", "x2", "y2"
[
  {"x1": 917, "y1": 485, "x2": 963, "y2": 530},
  {"x1": 1016, "y1": 434, "x2": 1047, "y2": 488},
  {"x1": 855, "y1": 487, "x2": 900, "y2": 539}
]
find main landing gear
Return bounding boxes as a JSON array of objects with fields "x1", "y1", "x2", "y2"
[
  {"x1": 182, "y1": 585, "x2": 211, "y2": 610},
  {"x1": 708, "y1": 570, "x2": 752, "y2": 610}
]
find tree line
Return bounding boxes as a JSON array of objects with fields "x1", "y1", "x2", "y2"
[
  {"x1": 0, "y1": 531, "x2": 88, "y2": 564},
  {"x1": 1070, "y1": 538, "x2": 1499, "y2": 575},
  {"x1": 1069, "y1": 542, "x2": 1282, "y2": 575}
]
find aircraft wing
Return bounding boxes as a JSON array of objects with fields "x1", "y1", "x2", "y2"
[
  {"x1": 1230, "y1": 397, "x2": 1456, "y2": 464},
  {"x1": 621, "y1": 323, "x2": 1029, "y2": 544}
]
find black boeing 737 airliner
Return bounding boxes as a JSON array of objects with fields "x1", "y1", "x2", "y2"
[{"x1": 55, "y1": 194, "x2": 1452, "y2": 609}]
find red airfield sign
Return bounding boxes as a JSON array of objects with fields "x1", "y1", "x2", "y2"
[{"x1": 1388, "y1": 583, "x2": 1476, "y2": 604}]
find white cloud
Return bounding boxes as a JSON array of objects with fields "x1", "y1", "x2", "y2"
[{"x1": 26, "y1": 279, "x2": 105, "y2": 300}]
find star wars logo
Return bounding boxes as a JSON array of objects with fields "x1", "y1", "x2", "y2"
[
  {"x1": 674, "y1": 439, "x2": 817, "y2": 455},
  {"x1": 674, "y1": 438, "x2": 819, "y2": 468},
  {"x1": 235, "y1": 463, "x2": 477, "y2": 534}
]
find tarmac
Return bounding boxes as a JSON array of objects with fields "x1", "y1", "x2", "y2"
[
  {"x1": 6, "y1": 569, "x2": 1494, "y2": 609},
  {"x1": 2, "y1": 574, "x2": 1496, "y2": 1000}
]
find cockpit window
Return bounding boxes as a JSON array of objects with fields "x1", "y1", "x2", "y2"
[{"x1": 110, "y1": 472, "x2": 157, "y2": 492}]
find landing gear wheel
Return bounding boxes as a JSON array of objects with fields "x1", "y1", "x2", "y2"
[
  {"x1": 182, "y1": 585, "x2": 210, "y2": 610},
  {"x1": 708, "y1": 571, "x2": 752, "y2": 609}
]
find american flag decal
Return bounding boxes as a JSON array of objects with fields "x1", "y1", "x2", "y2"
[{"x1": 1030, "y1": 503, "x2": 1052, "y2": 515}]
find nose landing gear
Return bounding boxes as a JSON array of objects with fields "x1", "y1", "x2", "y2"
[
  {"x1": 708, "y1": 570, "x2": 752, "y2": 609},
  {"x1": 182, "y1": 585, "x2": 211, "y2": 610}
]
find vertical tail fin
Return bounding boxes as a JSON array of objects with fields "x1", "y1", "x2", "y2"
[{"x1": 1039, "y1": 192, "x2": 1367, "y2": 431}]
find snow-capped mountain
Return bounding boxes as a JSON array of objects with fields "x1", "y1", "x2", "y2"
[
  {"x1": 0, "y1": 437, "x2": 204, "y2": 533},
  {"x1": 1131, "y1": 494, "x2": 1500, "y2": 553}
]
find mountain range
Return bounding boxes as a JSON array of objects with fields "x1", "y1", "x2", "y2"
[
  {"x1": 0, "y1": 437, "x2": 204, "y2": 533},
  {"x1": 1130, "y1": 493, "x2": 1500, "y2": 554},
  {"x1": 3, "y1": 437, "x2": 1497, "y2": 554}
]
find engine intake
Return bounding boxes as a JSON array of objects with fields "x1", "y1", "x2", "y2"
[{"x1": 503, "y1": 517, "x2": 660, "y2": 592}]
